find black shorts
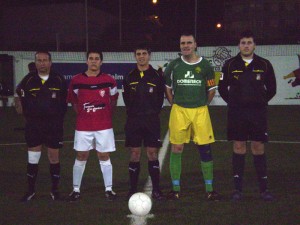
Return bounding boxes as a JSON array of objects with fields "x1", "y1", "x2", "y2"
[
  {"x1": 125, "y1": 115, "x2": 162, "y2": 148},
  {"x1": 227, "y1": 107, "x2": 268, "y2": 142},
  {"x1": 25, "y1": 117, "x2": 64, "y2": 149}
]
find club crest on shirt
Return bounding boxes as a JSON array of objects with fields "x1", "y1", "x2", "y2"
[
  {"x1": 99, "y1": 89, "x2": 105, "y2": 97},
  {"x1": 256, "y1": 74, "x2": 261, "y2": 80},
  {"x1": 195, "y1": 66, "x2": 201, "y2": 74}
]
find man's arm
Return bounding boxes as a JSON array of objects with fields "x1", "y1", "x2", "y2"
[
  {"x1": 122, "y1": 74, "x2": 130, "y2": 107},
  {"x1": 14, "y1": 78, "x2": 26, "y2": 114},
  {"x1": 218, "y1": 62, "x2": 230, "y2": 103},
  {"x1": 207, "y1": 89, "x2": 216, "y2": 105},
  {"x1": 110, "y1": 99, "x2": 117, "y2": 115},
  {"x1": 165, "y1": 86, "x2": 173, "y2": 105},
  {"x1": 71, "y1": 103, "x2": 78, "y2": 114},
  {"x1": 265, "y1": 61, "x2": 277, "y2": 101},
  {"x1": 14, "y1": 95, "x2": 23, "y2": 114}
]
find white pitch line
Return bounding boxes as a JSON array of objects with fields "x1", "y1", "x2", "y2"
[
  {"x1": 1, "y1": 136, "x2": 300, "y2": 147},
  {"x1": 128, "y1": 130, "x2": 170, "y2": 225},
  {"x1": 143, "y1": 130, "x2": 170, "y2": 196}
]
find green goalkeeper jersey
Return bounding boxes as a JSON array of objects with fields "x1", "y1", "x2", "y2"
[{"x1": 164, "y1": 56, "x2": 216, "y2": 108}]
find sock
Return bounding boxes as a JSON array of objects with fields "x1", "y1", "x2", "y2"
[
  {"x1": 100, "y1": 159, "x2": 113, "y2": 192},
  {"x1": 27, "y1": 163, "x2": 38, "y2": 193},
  {"x1": 253, "y1": 154, "x2": 268, "y2": 193},
  {"x1": 26, "y1": 151, "x2": 41, "y2": 193},
  {"x1": 201, "y1": 161, "x2": 214, "y2": 192},
  {"x1": 129, "y1": 161, "x2": 140, "y2": 192},
  {"x1": 28, "y1": 151, "x2": 41, "y2": 164},
  {"x1": 170, "y1": 152, "x2": 182, "y2": 192},
  {"x1": 148, "y1": 160, "x2": 160, "y2": 192},
  {"x1": 73, "y1": 159, "x2": 87, "y2": 192},
  {"x1": 197, "y1": 144, "x2": 213, "y2": 162},
  {"x1": 232, "y1": 153, "x2": 245, "y2": 192},
  {"x1": 50, "y1": 163, "x2": 60, "y2": 192}
]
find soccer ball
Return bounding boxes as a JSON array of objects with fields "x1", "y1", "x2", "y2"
[{"x1": 128, "y1": 192, "x2": 152, "y2": 216}]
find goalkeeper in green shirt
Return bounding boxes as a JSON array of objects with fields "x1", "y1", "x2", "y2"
[{"x1": 164, "y1": 33, "x2": 220, "y2": 201}]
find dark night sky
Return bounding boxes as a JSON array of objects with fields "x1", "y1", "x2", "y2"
[{"x1": 0, "y1": 0, "x2": 224, "y2": 51}]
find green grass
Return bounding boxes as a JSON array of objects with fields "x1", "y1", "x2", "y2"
[{"x1": 0, "y1": 106, "x2": 299, "y2": 225}]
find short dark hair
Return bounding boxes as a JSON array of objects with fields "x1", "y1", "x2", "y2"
[
  {"x1": 180, "y1": 33, "x2": 196, "y2": 42},
  {"x1": 134, "y1": 43, "x2": 151, "y2": 55},
  {"x1": 35, "y1": 51, "x2": 52, "y2": 60},
  {"x1": 28, "y1": 62, "x2": 36, "y2": 73},
  {"x1": 86, "y1": 50, "x2": 103, "y2": 61},
  {"x1": 239, "y1": 30, "x2": 255, "y2": 43}
]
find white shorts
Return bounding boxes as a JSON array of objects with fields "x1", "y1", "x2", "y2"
[{"x1": 74, "y1": 128, "x2": 116, "y2": 152}]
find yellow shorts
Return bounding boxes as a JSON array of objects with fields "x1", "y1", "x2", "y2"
[{"x1": 169, "y1": 104, "x2": 215, "y2": 145}]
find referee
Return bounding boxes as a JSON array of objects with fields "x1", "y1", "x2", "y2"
[
  {"x1": 218, "y1": 30, "x2": 277, "y2": 201},
  {"x1": 16, "y1": 51, "x2": 68, "y2": 201},
  {"x1": 122, "y1": 43, "x2": 165, "y2": 200}
]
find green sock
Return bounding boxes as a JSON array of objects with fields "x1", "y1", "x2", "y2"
[
  {"x1": 170, "y1": 152, "x2": 182, "y2": 191},
  {"x1": 201, "y1": 161, "x2": 214, "y2": 192}
]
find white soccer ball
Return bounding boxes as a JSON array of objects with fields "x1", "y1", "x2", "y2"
[{"x1": 128, "y1": 192, "x2": 152, "y2": 216}]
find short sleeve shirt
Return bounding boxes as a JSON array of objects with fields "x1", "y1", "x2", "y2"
[
  {"x1": 164, "y1": 56, "x2": 216, "y2": 108},
  {"x1": 67, "y1": 72, "x2": 119, "y2": 131}
]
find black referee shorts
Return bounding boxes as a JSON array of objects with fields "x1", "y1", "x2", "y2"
[
  {"x1": 25, "y1": 117, "x2": 64, "y2": 149},
  {"x1": 227, "y1": 107, "x2": 268, "y2": 142},
  {"x1": 125, "y1": 114, "x2": 162, "y2": 148}
]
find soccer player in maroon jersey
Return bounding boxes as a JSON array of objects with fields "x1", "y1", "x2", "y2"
[{"x1": 67, "y1": 50, "x2": 119, "y2": 202}]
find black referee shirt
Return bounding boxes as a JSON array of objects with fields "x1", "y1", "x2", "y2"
[
  {"x1": 122, "y1": 65, "x2": 165, "y2": 116},
  {"x1": 219, "y1": 54, "x2": 277, "y2": 108},
  {"x1": 16, "y1": 71, "x2": 68, "y2": 118}
]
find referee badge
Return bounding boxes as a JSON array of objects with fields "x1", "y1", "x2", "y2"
[
  {"x1": 256, "y1": 74, "x2": 261, "y2": 80},
  {"x1": 149, "y1": 87, "x2": 153, "y2": 93},
  {"x1": 52, "y1": 92, "x2": 56, "y2": 98}
]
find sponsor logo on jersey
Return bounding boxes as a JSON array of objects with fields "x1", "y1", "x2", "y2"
[
  {"x1": 177, "y1": 70, "x2": 202, "y2": 86},
  {"x1": 184, "y1": 71, "x2": 194, "y2": 78},
  {"x1": 83, "y1": 102, "x2": 105, "y2": 112},
  {"x1": 177, "y1": 79, "x2": 202, "y2": 85}
]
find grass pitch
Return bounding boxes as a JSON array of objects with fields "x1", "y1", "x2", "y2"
[{"x1": 0, "y1": 106, "x2": 299, "y2": 225}]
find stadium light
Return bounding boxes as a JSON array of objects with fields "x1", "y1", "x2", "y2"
[
  {"x1": 152, "y1": 0, "x2": 158, "y2": 4},
  {"x1": 216, "y1": 23, "x2": 222, "y2": 29}
]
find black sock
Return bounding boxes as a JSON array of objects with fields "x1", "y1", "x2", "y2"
[
  {"x1": 129, "y1": 162, "x2": 140, "y2": 192},
  {"x1": 253, "y1": 154, "x2": 268, "y2": 193},
  {"x1": 148, "y1": 160, "x2": 160, "y2": 192},
  {"x1": 50, "y1": 163, "x2": 60, "y2": 192},
  {"x1": 27, "y1": 163, "x2": 38, "y2": 193},
  {"x1": 232, "y1": 153, "x2": 245, "y2": 192}
]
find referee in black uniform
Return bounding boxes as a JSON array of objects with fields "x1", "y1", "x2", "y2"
[
  {"x1": 122, "y1": 44, "x2": 165, "y2": 200},
  {"x1": 218, "y1": 31, "x2": 277, "y2": 201},
  {"x1": 16, "y1": 51, "x2": 68, "y2": 201}
]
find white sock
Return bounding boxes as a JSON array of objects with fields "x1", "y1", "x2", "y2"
[
  {"x1": 99, "y1": 159, "x2": 113, "y2": 191},
  {"x1": 28, "y1": 151, "x2": 41, "y2": 164},
  {"x1": 73, "y1": 159, "x2": 87, "y2": 192}
]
